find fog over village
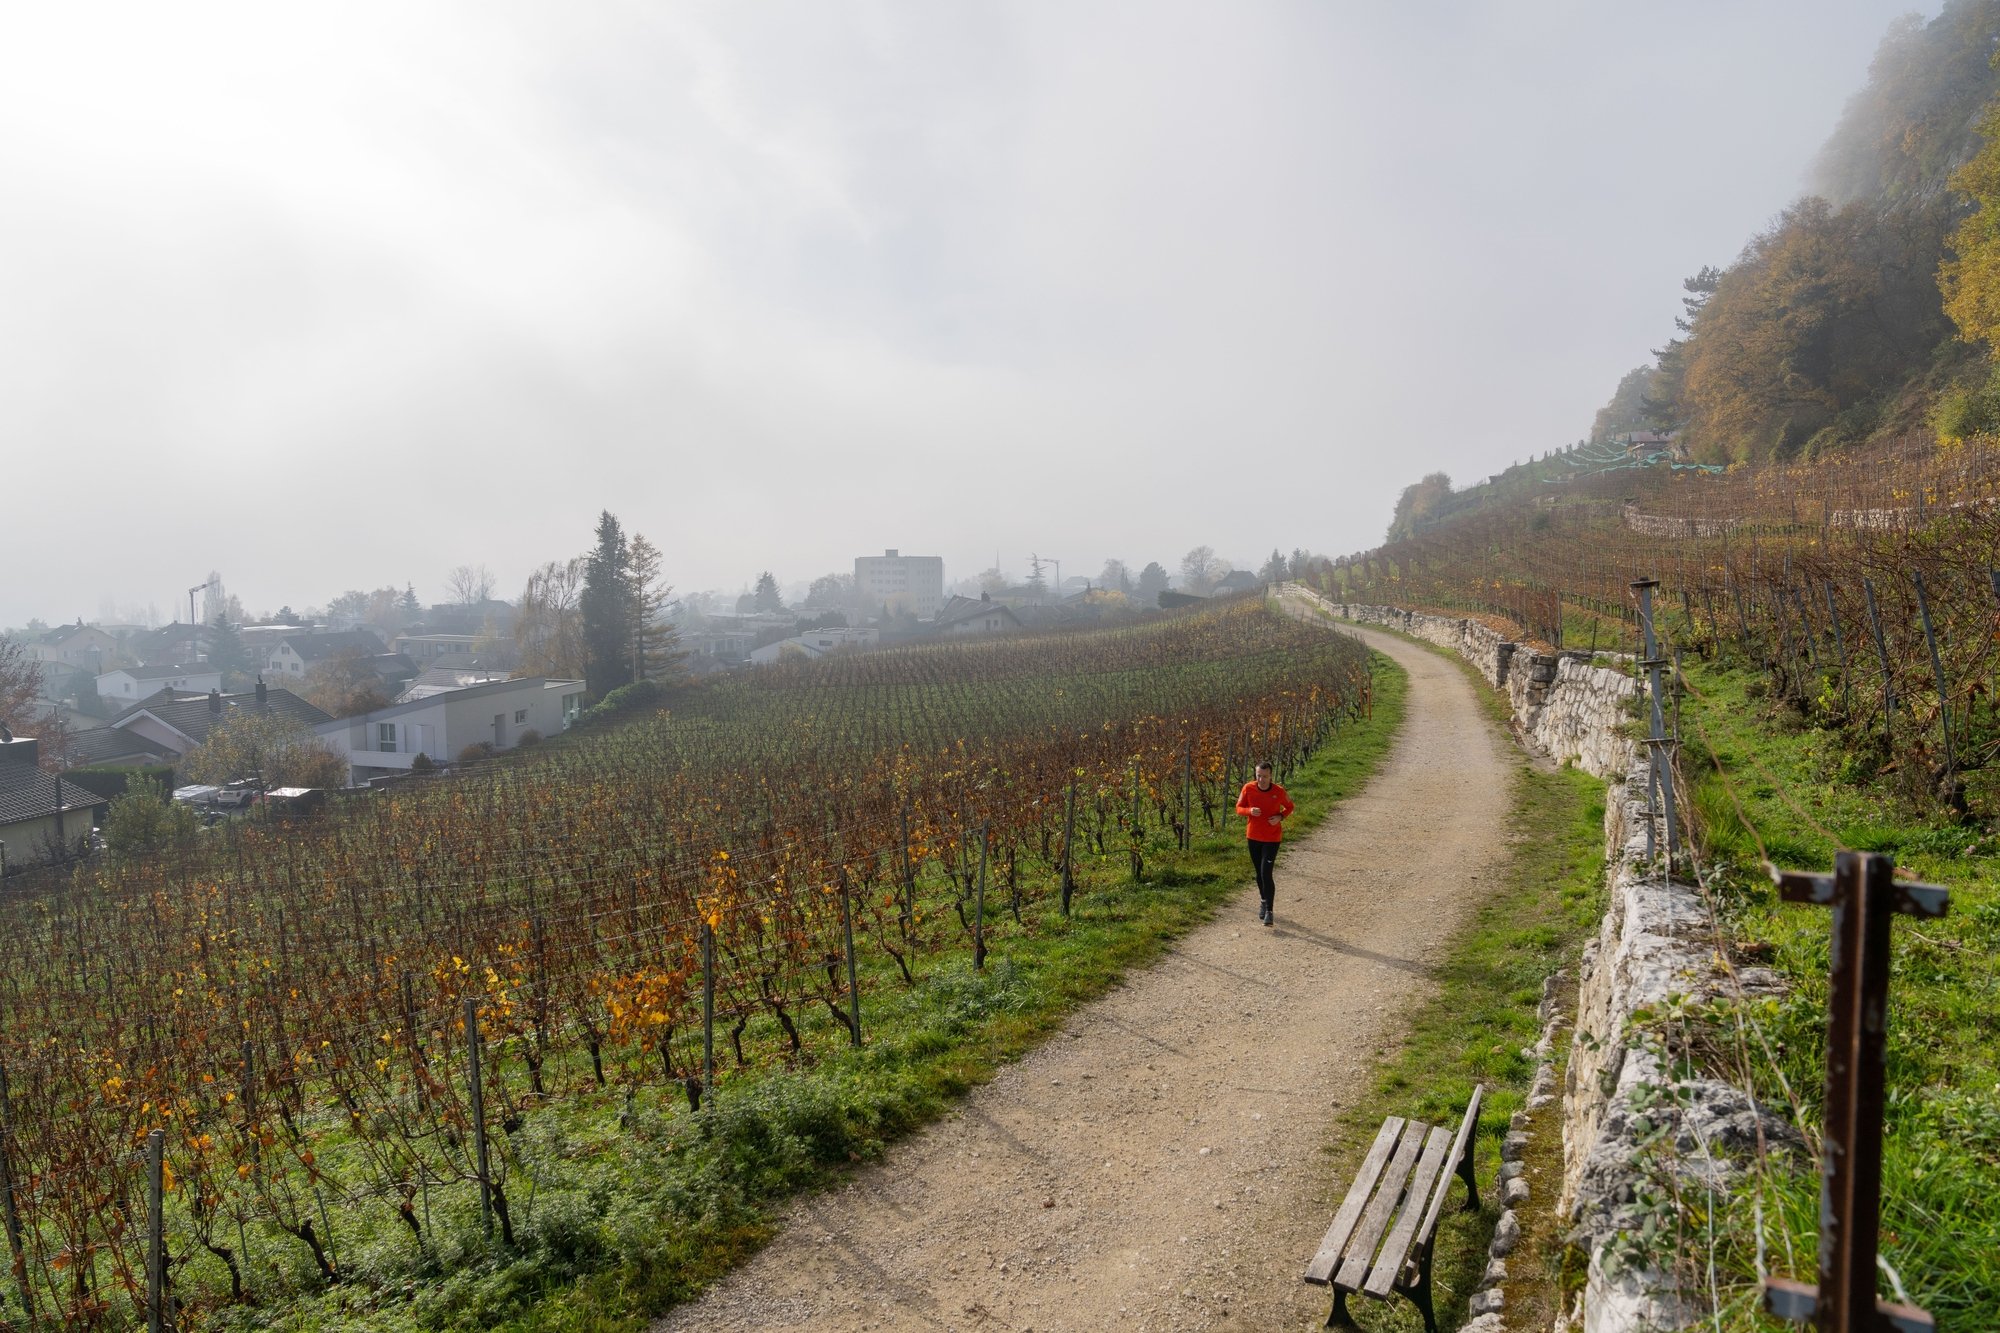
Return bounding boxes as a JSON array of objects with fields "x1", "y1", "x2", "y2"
[{"x1": 3, "y1": 5, "x2": 1996, "y2": 1333}]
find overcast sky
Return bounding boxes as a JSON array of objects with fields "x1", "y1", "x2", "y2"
[{"x1": 0, "y1": 1, "x2": 1937, "y2": 626}]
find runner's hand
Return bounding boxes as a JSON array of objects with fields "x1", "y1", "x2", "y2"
[
  {"x1": 1249, "y1": 806, "x2": 1262, "y2": 816},
  {"x1": 1267, "y1": 815, "x2": 1282, "y2": 826}
]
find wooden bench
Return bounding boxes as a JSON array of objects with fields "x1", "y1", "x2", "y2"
[{"x1": 1302, "y1": 1086, "x2": 1484, "y2": 1332}]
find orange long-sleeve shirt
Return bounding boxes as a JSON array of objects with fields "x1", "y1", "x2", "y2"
[{"x1": 1236, "y1": 780, "x2": 1294, "y2": 843}]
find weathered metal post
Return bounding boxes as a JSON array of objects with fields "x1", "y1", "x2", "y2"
[
  {"x1": 973, "y1": 824, "x2": 989, "y2": 971},
  {"x1": 1060, "y1": 782, "x2": 1077, "y2": 917},
  {"x1": 1181, "y1": 746, "x2": 1193, "y2": 851},
  {"x1": 464, "y1": 997, "x2": 492, "y2": 1240},
  {"x1": 1862, "y1": 578, "x2": 1895, "y2": 744},
  {"x1": 1823, "y1": 582, "x2": 1852, "y2": 718},
  {"x1": 1631, "y1": 579, "x2": 1678, "y2": 876},
  {"x1": 1763, "y1": 853, "x2": 1946, "y2": 1333},
  {"x1": 839, "y1": 869, "x2": 861, "y2": 1047},
  {"x1": 701, "y1": 919, "x2": 716, "y2": 1100},
  {"x1": 1909, "y1": 571, "x2": 1954, "y2": 779},
  {"x1": 147, "y1": 1128, "x2": 165, "y2": 1333},
  {"x1": 897, "y1": 803, "x2": 915, "y2": 944},
  {"x1": 0, "y1": 1059, "x2": 32, "y2": 1326}
]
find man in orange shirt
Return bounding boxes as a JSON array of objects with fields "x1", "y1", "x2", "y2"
[{"x1": 1236, "y1": 761, "x2": 1294, "y2": 926}]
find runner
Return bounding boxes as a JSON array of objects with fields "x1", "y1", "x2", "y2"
[{"x1": 1236, "y1": 761, "x2": 1294, "y2": 925}]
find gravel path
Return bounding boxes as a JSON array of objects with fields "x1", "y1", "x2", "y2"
[{"x1": 653, "y1": 621, "x2": 1514, "y2": 1332}]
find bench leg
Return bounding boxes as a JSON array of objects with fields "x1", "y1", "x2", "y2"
[
  {"x1": 1457, "y1": 1145, "x2": 1480, "y2": 1212},
  {"x1": 1323, "y1": 1287, "x2": 1356, "y2": 1329},
  {"x1": 1396, "y1": 1245, "x2": 1439, "y2": 1333}
]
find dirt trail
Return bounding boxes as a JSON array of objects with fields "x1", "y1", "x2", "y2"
[{"x1": 653, "y1": 621, "x2": 1515, "y2": 1332}]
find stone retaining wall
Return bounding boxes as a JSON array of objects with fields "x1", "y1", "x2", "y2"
[
  {"x1": 1308, "y1": 599, "x2": 1640, "y2": 779},
  {"x1": 1279, "y1": 586, "x2": 1779, "y2": 1332}
]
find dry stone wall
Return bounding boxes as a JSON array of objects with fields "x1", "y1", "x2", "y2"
[
  {"x1": 1310, "y1": 599, "x2": 1640, "y2": 779},
  {"x1": 1280, "y1": 587, "x2": 1780, "y2": 1332}
]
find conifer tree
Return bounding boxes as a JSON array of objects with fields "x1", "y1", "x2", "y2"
[{"x1": 581, "y1": 511, "x2": 635, "y2": 699}]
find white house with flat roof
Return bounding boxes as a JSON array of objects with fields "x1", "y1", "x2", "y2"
[
  {"x1": 854, "y1": 549, "x2": 944, "y2": 619},
  {"x1": 314, "y1": 676, "x2": 585, "y2": 783},
  {"x1": 95, "y1": 663, "x2": 223, "y2": 702}
]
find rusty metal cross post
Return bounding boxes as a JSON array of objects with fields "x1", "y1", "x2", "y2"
[{"x1": 1762, "y1": 852, "x2": 1947, "y2": 1333}]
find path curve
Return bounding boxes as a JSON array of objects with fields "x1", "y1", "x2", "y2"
[{"x1": 654, "y1": 620, "x2": 1514, "y2": 1332}]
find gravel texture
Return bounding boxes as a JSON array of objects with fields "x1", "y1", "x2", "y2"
[{"x1": 652, "y1": 623, "x2": 1513, "y2": 1332}]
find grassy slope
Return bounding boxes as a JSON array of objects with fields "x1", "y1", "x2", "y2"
[
  {"x1": 1666, "y1": 659, "x2": 1999, "y2": 1327},
  {"x1": 209, "y1": 660, "x2": 1410, "y2": 1333}
]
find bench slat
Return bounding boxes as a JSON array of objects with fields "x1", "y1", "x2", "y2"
[
  {"x1": 1414, "y1": 1085, "x2": 1484, "y2": 1250},
  {"x1": 1303, "y1": 1117, "x2": 1405, "y2": 1284},
  {"x1": 1363, "y1": 1125, "x2": 1452, "y2": 1297},
  {"x1": 1332, "y1": 1119, "x2": 1430, "y2": 1291}
]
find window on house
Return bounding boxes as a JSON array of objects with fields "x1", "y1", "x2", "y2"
[
  {"x1": 378, "y1": 722, "x2": 396, "y2": 752},
  {"x1": 514, "y1": 709, "x2": 527, "y2": 724}
]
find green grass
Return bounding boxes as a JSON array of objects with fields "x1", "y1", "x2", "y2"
[
  {"x1": 177, "y1": 660, "x2": 1413, "y2": 1332},
  {"x1": 1645, "y1": 658, "x2": 2000, "y2": 1327}
]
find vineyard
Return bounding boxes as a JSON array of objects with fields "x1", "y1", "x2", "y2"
[
  {"x1": 0, "y1": 598, "x2": 1373, "y2": 1330},
  {"x1": 1330, "y1": 433, "x2": 2000, "y2": 817}
]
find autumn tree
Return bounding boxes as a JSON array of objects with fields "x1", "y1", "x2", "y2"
[
  {"x1": 185, "y1": 713, "x2": 347, "y2": 788},
  {"x1": 1678, "y1": 198, "x2": 1905, "y2": 462},
  {"x1": 804, "y1": 573, "x2": 855, "y2": 610},
  {"x1": 1099, "y1": 559, "x2": 1132, "y2": 595},
  {"x1": 0, "y1": 636, "x2": 38, "y2": 735},
  {"x1": 1591, "y1": 366, "x2": 1656, "y2": 440},
  {"x1": 299, "y1": 648, "x2": 391, "y2": 719},
  {"x1": 515, "y1": 558, "x2": 587, "y2": 679},
  {"x1": 1386, "y1": 473, "x2": 1452, "y2": 542},
  {"x1": 1179, "y1": 546, "x2": 1227, "y2": 595},
  {"x1": 447, "y1": 564, "x2": 497, "y2": 607}
]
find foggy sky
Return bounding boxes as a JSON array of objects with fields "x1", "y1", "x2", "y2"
[{"x1": 0, "y1": 2, "x2": 1936, "y2": 626}]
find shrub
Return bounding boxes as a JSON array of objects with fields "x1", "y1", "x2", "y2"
[
  {"x1": 585, "y1": 678, "x2": 670, "y2": 723},
  {"x1": 457, "y1": 741, "x2": 496, "y2": 764},
  {"x1": 102, "y1": 775, "x2": 199, "y2": 859},
  {"x1": 1929, "y1": 367, "x2": 2000, "y2": 445},
  {"x1": 516, "y1": 728, "x2": 542, "y2": 747}
]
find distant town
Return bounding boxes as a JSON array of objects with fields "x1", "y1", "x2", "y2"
[{"x1": 1, "y1": 541, "x2": 1327, "y2": 872}]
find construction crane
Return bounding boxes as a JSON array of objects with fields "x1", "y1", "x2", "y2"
[{"x1": 1028, "y1": 554, "x2": 1061, "y2": 603}]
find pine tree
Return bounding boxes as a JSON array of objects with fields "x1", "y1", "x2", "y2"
[
  {"x1": 627, "y1": 533, "x2": 685, "y2": 682},
  {"x1": 581, "y1": 511, "x2": 635, "y2": 699},
  {"x1": 752, "y1": 571, "x2": 784, "y2": 614},
  {"x1": 206, "y1": 614, "x2": 252, "y2": 687}
]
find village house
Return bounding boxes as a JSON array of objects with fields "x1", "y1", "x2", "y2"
[
  {"x1": 314, "y1": 676, "x2": 585, "y2": 784},
  {"x1": 97, "y1": 685, "x2": 333, "y2": 764},
  {"x1": 933, "y1": 594, "x2": 1021, "y2": 636},
  {"x1": 0, "y1": 729, "x2": 109, "y2": 872},
  {"x1": 264, "y1": 628, "x2": 387, "y2": 678},
  {"x1": 95, "y1": 663, "x2": 223, "y2": 703},
  {"x1": 747, "y1": 626, "x2": 880, "y2": 665},
  {"x1": 26, "y1": 622, "x2": 118, "y2": 671}
]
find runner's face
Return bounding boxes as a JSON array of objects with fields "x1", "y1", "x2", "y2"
[{"x1": 1256, "y1": 769, "x2": 1271, "y2": 790}]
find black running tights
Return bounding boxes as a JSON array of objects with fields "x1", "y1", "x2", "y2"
[{"x1": 1247, "y1": 838, "x2": 1279, "y2": 909}]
